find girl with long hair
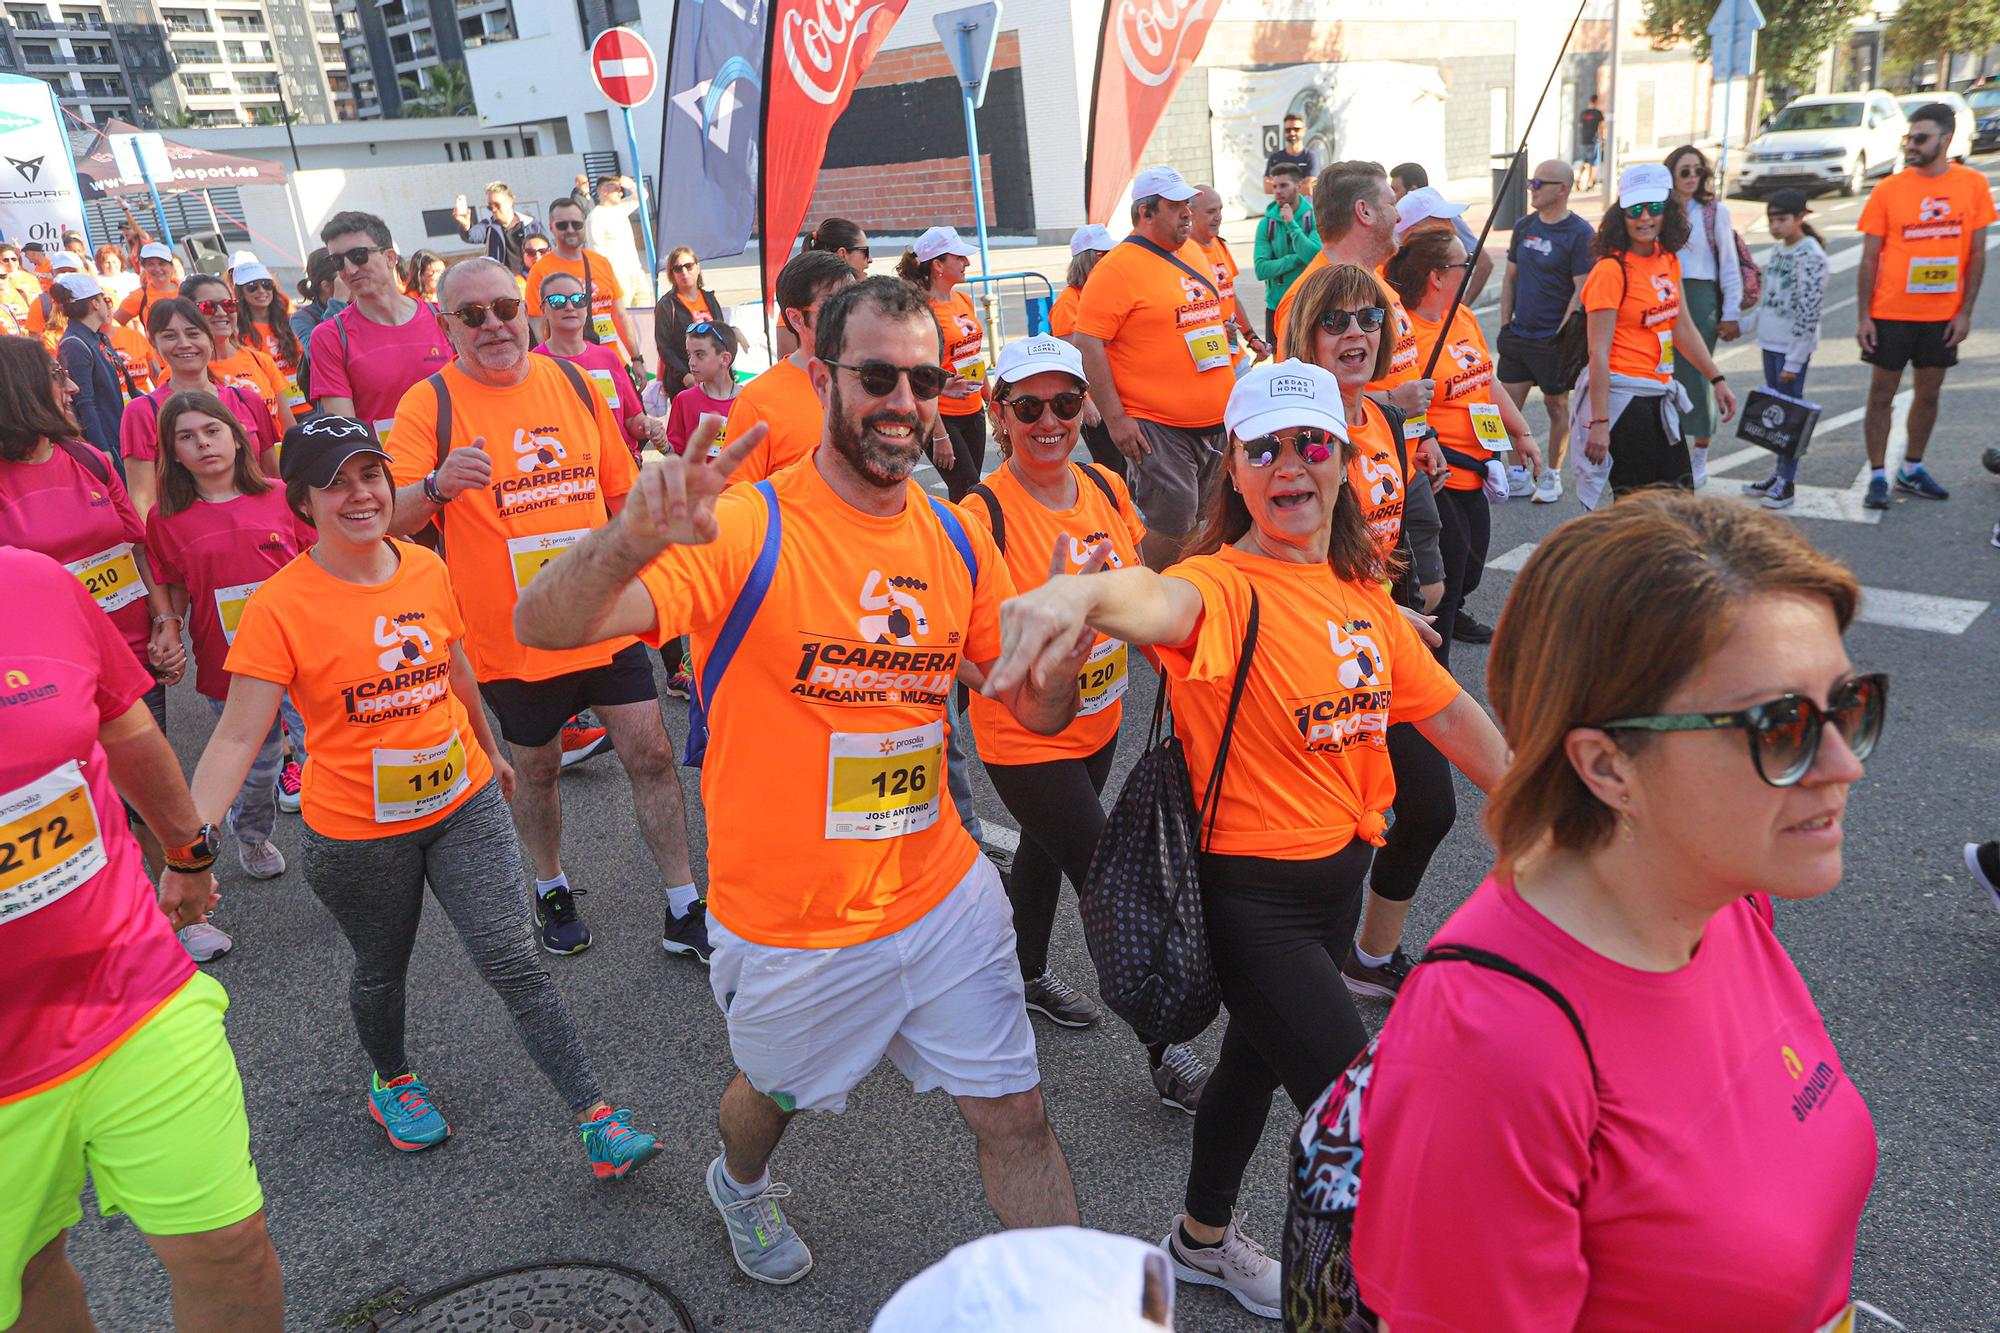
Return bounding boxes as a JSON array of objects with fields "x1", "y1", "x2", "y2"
[
  {"x1": 1663, "y1": 145, "x2": 1745, "y2": 485},
  {"x1": 180, "y1": 274, "x2": 296, "y2": 438},
  {"x1": 120, "y1": 297, "x2": 280, "y2": 516},
  {"x1": 232, "y1": 260, "x2": 308, "y2": 416},
  {"x1": 897, "y1": 226, "x2": 987, "y2": 502}
]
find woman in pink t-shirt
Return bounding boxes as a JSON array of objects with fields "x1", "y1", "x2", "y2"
[
  {"x1": 1336, "y1": 490, "x2": 1881, "y2": 1331},
  {"x1": 531, "y1": 269, "x2": 662, "y2": 460},
  {"x1": 119, "y1": 297, "x2": 279, "y2": 517}
]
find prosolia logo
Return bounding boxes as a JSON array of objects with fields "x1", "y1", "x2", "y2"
[
  {"x1": 1116, "y1": 0, "x2": 1209, "y2": 89},
  {"x1": 781, "y1": 0, "x2": 887, "y2": 107}
]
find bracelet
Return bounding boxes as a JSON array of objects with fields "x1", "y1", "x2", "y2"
[
  {"x1": 151, "y1": 613, "x2": 182, "y2": 625},
  {"x1": 163, "y1": 852, "x2": 218, "y2": 874},
  {"x1": 422, "y1": 470, "x2": 446, "y2": 505},
  {"x1": 1709, "y1": 373, "x2": 1727, "y2": 385}
]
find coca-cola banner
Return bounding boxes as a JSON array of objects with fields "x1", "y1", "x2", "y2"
[
  {"x1": 1084, "y1": 0, "x2": 1222, "y2": 224},
  {"x1": 760, "y1": 0, "x2": 910, "y2": 302}
]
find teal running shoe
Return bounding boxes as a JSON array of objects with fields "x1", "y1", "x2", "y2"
[
  {"x1": 580, "y1": 1108, "x2": 663, "y2": 1181},
  {"x1": 368, "y1": 1072, "x2": 449, "y2": 1151}
]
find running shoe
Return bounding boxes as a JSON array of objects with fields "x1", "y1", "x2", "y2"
[
  {"x1": 368, "y1": 1072, "x2": 449, "y2": 1152},
  {"x1": 661, "y1": 898, "x2": 713, "y2": 963},
  {"x1": 1162, "y1": 1214, "x2": 1281, "y2": 1320},
  {"x1": 1991, "y1": 522, "x2": 2000, "y2": 550},
  {"x1": 1023, "y1": 970, "x2": 1100, "y2": 1028},
  {"x1": 1532, "y1": 468, "x2": 1562, "y2": 504},
  {"x1": 1983, "y1": 446, "x2": 2000, "y2": 475},
  {"x1": 705, "y1": 1153, "x2": 813, "y2": 1285},
  {"x1": 1151, "y1": 1043, "x2": 1209, "y2": 1116},
  {"x1": 277, "y1": 759, "x2": 303, "y2": 813},
  {"x1": 536, "y1": 885, "x2": 592, "y2": 955},
  {"x1": 1506, "y1": 463, "x2": 1535, "y2": 498},
  {"x1": 1341, "y1": 947, "x2": 1414, "y2": 1001},
  {"x1": 559, "y1": 717, "x2": 614, "y2": 769},
  {"x1": 1743, "y1": 473, "x2": 1780, "y2": 497},
  {"x1": 663, "y1": 668, "x2": 695, "y2": 700},
  {"x1": 238, "y1": 839, "x2": 286, "y2": 880},
  {"x1": 178, "y1": 921, "x2": 233, "y2": 963},
  {"x1": 1864, "y1": 475, "x2": 1891, "y2": 510},
  {"x1": 1761, "y1": 479, "x2": 1797, "y2": 511},
  {"x1": 1690, "y1": 444, "x2": 1709, "y2": 489},
  {"x1": 579, "y1": 1108, "x2": 663, "y2": 1180},
  {"x1": 1895, "y1": 465, "x2": 1950, "y2": 500},
  {"x1": 1965, "y1": 841, "x2": 2000, "y2": 913},
  {"x1": 1452, "y1": 611, "x2": 1495, "y2": 645}
]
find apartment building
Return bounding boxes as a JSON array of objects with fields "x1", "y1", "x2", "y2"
[{"x1": 334, "y1": 0, "x2": 514, "y2": 119}]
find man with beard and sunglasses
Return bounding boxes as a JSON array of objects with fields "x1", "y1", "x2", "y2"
[
  {"x1": 382, "y1": 259, "x2": 708, "y2": 962},
  {"x1": 306, "y1": 211, "x2": 451, "y2": 437},
  {"x1": 514, "y1": 274, "x2": 1086, "y2": 1288},
  {"x1": 524, "y1": 197, "x2": 644, "y2": 377}
]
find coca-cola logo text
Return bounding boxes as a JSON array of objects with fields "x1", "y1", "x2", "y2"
[
  {"x1": 781, "y1": 0, "x2": 887, "y2": 106},
  {"x1": 1114, "y1": 0, "x2": 1208, "y2": 89}
]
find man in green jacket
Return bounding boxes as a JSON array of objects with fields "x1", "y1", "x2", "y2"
[{"x1": 1253, "y1": 164, "x2": 1317, "y2": 344}]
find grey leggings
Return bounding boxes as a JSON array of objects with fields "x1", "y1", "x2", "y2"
[{"x1": 299, "y1": 781, "x2": 603, "y2": 1115}]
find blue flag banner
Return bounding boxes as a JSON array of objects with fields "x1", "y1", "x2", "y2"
[{"x1": 660, "y1": 0, "x2": 768, "y2": 262}]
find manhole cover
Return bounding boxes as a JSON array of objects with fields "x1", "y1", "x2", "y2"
[{"x1": 367, "y1": 1261, "x2": 694, "y2": 1332}]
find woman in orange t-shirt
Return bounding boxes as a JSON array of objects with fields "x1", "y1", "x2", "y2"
[
  {"x1": 182, "y1": 274, "x2": 297, "y2": 438},
  {"x1": 987, "y1": 360, "x2": 1509, "y2": 1315},
  {"x1": 232, "y1": 261, "x2": 310, "y2": 416},
  {"x1": 898, "y1": 225, "x2": 987, "y2": 501},
  {"x1": 188, "y1": 419, "x2": 665, "y2": 1179},
  {"x1": 1052, "y1": 226, "x2": 1126, "y2": 479}
]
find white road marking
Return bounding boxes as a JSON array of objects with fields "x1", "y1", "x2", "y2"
[{"x1": 982, "y1": 824, "x2": 1020, "y2": 852}]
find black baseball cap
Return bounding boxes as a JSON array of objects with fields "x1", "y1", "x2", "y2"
[
  {"x1": 1765, "y1": 188, "x2": 1811, "y2": 216},
  {"x1": 280, "y1": 415, "x2": 392, "y2": 488}
]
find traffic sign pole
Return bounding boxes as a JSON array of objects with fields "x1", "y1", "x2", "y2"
[
  {"x1": 589, "y1": 26, "x2": 663, "y2": 303},
  {"x1": 935, "y1": 4, "x2": 1003, "y2": 345},
  {"x1": 958, "y1": 49, "x2": 993, "y2": 338},
  {"x1": 622, "y1": 108, "x2": 659, "y2": 301}
]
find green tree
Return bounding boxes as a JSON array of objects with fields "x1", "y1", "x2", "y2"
[
  {"x1": 1641, "y1": 0, "x2": 1870, "y2": 93},
  {"x1": 1886, "y1": 0, "x2": 2000, "y2": 82},
  {"x1": 397, "y1": 61, "x2": 476, "y2": 118}
]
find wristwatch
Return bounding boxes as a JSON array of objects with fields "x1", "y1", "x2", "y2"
[
  {"x1": 1709, "y1": 373, "x2": 1727, "y2": 385},
  {"x1": 422, "y1": 470, "x2": 447, "y2": 505},
  {"x1": 164, "y1": 823, "x2": 222, "y2": 874}
]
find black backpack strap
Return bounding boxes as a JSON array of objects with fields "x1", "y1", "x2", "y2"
[
  {"x1": 1121, "y1": 234, "x2": 1219, "y2": 301},
  {"x1": 54, "y1": 436, "x2": 111, "y2": 485},
  {"x1": 1077, "y1": 461, "x2": 1119, "y2": 510},
  {"x1": 966, "y1": 481, "x2": 1004, "y2": 555},
  {"x1": 1198, "y1": 587, "x2": 1259, "y2": 851},
  {"x1": 427, "y1": 371, "x2": 452, "y2": 468},
  {"x1": 548, "y1": 354, "x2": 596, "y2": 413},
  {"x1": 1420, "y1": 943, "x2": 1599, "y2": 1081}
]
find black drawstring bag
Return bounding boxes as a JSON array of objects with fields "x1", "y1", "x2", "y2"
[{"x1": 1080, "y1": 591, "x2": 1259, "y2": 1045}]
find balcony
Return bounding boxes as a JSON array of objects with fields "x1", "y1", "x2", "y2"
[
  {"x1": 237, "y1": 73, "x2": 280, "y2": 94},
  {"x1": 77, "y1": 74, "x2": 121, "y2": 97},
  {"x1": 224, "y1": 41, "x2": 273, "y2": 63},
  {"x1": 17, "y1": 43, "x2": 61, "y2": 67},
  {"x1": 219, "y1": 14, "x2": 263, "y2": 31},
  {"x1": 71, "y1": 41, "x2": 114, "y2": 65},
  {"x1": 173, "y1": 41, "x2": 221, "y2": 63},
  {"x1": 163, "y1": 16, "x2": 211, "y2": 33},
  {"x1": 60, "y1": 8, "x2": 107, "y2": 32}
]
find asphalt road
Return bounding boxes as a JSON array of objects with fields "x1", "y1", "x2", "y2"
[{"x1": 67, "y1": 161, "x2": 2000, "y2": 1331}]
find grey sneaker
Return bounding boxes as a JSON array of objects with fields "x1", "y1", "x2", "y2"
[
  {"x1": 178, "y1": 921, "x2": 234, "y2": 963},
  {"x1": 1023, "y1": 970, "x2": 1100, "y2": 1028},
  {"x1": 1162, "y1": 1214, "x2": 1281, "y2": 1320},
  {"x1": 1760, "y1": 479, "x2": 1797, "y2": 510},
  {"x1": 1341, "y1": 946, "x2": 1414, "y2": 1001},
  {"x1": 1742, "y1": 473, "x2": 1779, "y2": 497},
  {"x1": 238, "y1": 840, "x2": 286, "y2": 880},
  {"x1": 1151, "y1": 1042, "x2": 1209, "y2": 1115},
  {"x1": 705, "y1": 1153, "x2": 812, "y2": 1286}
]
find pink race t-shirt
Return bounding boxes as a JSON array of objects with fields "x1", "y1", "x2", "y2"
[
  {"x1": 306, "y1": 300, "x2": 451, "y2": 434},
  {"x1": 1352, "y1": 876, "x2": 1877, "y2": 1331},
  {"x1": 532, "y1": 342, "x2": 642, "y2": 456},
  {"x1": 0, "y1": 547, "x2": 194, "y2": 1103},
  {"x1": 0, "y1": 446, "x2": 151, "y2": 667},
  {"x1": 118, "y1": 379, "x2": 276, "y2": 464},
  {"x1": 666, "y1": 381, "x2": 738, "y2": 457},
  {"x1": 144, "y1": 488, "x2": 316, "y2": 699}
]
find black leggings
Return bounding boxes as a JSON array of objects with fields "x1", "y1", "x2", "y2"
[
  {"x1": 931, "y1": 412, "x2": 989, "y2": 502},
  {"x1": 1185, "y1": 842, "x2": 1373, "y2": 1227},
  {"x1": 983, "y1": 740, "x2": 1118, "y2": 978},
  {"x1": 1370, "y1": 722, "x2": 1456, "y2": 904},
  {"x1": 1432, "y1": 485, "x2": 1490, "y2": 673}
]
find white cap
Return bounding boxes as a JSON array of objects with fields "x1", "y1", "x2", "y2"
[
  {"x1": 871, "y1": 1227, "x2": 1173, "y2": 1333},
  {"x1": 1068, "y1": 224, "x2": 1116, "y2": 256},
  {"x1": 914, "y1": 225, "x2": 977, "y2": 263},
  {"x1": 993, "y1": 334, "x2": 1086, "y2": 386},
  {"x1": 231, "y1": 260, "x2": 274, "y2": 286},
  {"x1": 47, "y1": 252, "x2": 84, "y2": 273},
  {"x1": 1224, "y1": 358, "x2": 1350, "y2": 444},
  {"x1": 52, "y1": 272, "x2": 103, "y2": 301},
  {"x1": 1131, "y1": 164, "x2": 1198, "y2": 203},
  {"x1": 1393, "y1": 186, "x2": 1468, "y2": 241},
  {"x1": 228, "y1": 248, "x2": 259, "y2": 268},
  {"x1": 138, "y1": 242, "x2": 173, "y2": 262},
  {"x1": 1617, "y1": 162, "x2": 1673, "y2": 207}
]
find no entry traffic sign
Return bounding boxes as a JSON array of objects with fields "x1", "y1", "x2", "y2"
[{"x1": 591, "y1": 27, "x2": 658, "y2": 108}]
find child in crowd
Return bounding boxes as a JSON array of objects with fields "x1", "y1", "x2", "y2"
[
  {"x1": 1744, "y1": 188, "x2": 1829, "y2": 511},
  {"x1": 665, "y1": 321, "x2": 739, "y2": 459}
]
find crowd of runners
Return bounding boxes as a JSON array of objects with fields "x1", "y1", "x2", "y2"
[{"x1": 0, "y1": 99, "x2": 1987, "y2": 1330}]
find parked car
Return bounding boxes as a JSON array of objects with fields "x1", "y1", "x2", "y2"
[
  {"x1": 1894, "y1": 91, "x2": 1973, "y2": 162},
  {"x1": 1736, "y1": 91, "x2": 1907, "y2": 197},
  {"x1": 1968, "y1": 82, "x2": 2000, "y2": 152}
]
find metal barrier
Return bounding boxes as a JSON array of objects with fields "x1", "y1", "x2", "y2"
[{"x1": 960, "y1": 269, "x2": 1058, "y2": 351}]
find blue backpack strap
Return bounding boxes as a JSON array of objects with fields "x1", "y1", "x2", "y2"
[
  {"x1": 925, "y1": 494, "x2": 979, "y2": 586},
  {"x1": 683, "y1": 480, "x2": 782, "y2": 767}
]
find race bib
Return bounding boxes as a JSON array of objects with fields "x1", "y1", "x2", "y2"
[
  {"x1": 213, "y1": 579, "x2": 264, "y2": 644},
  {"x1": 952, "y1": 350, "x2": 988, "y2": 385},
  {"x1": 1811, "y1": 1305, "x2": 1855, "y2": 1333},
  {"x1": 1402, "y1": 410, "x2": 1429, "y2": 443},
  {"x1": 506, "y1": 528, "x2": 589, "y2": 590},
  {"x1": 372, "y1": 733, "x2": 470, "y2": 824},
  {"x1": 372, "y1": 417, "x2": 396, "y2": 437},
  {"x1": 586, "y1": 368, "x2": 623, "y2": 412},
  {"x1": 1467, "y1": 402, "x2": 1508, "y2": 446},
  {"x1": 826, "y1": 720, "x2": 943, "y2": 840},
  {"x1": 1184, "y1": 324, "x2": 1232, "y2": 373},
  {"x1": 0, "y1": 761, "x2": 107, "y2": 923},
  {"x1": 591, "y1": 311, "x2": 624, "y2": 356},
  {"x1": 1077, "y1": 638, "x2": 1129, "y2": 716},
  {"x1": 66, "y1": 544, "x2": 145, "y2": 614},
  {"x1": 1656, "y1": 329, "x2": 1676, "y2": 374},
  {"x1": 282, "y1": 374, "x2": 308, "y2": 411},
  {"x1": 1906, "y1": 255, "x2": 1959, "y2": 295},
  {"x1": 697, "y1": 412, "x2": 727, "y2": 460}
]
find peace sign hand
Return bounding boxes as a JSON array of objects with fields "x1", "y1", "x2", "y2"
[{"x1": 611, "y1": 422, "x2": 766, "y2": 564}]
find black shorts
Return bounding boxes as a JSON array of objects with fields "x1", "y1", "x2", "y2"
[
  {"x1": 1495, "y1": 328, "x2": 1571, "y2": 396},
  {"x1": 1607, "y1": 398, "x2": 1692, "y2": 497},
  {"x1": 477, "y1": 642, "x2": 657, "y2": 748},
  {"x1": 1862, "y1": 318, "x2": 1958, "y2": 373}
]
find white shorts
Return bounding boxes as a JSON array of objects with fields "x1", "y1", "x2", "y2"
[{"x1": 707, "y1": 855, "x2": 1040, "y2": 1113}]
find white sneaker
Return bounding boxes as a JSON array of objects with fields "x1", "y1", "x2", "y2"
[
  {"x1": 1163, "y1": 1214, "x2": 1280, "y2": 1320},
  {"x1": 178, "y1": 921, "x2": 234, "y2": 963},
  {"x1": 238, "y1": 840, "x2": 286, "y2": 880},
  {"x1": 1690, "y1": 444, "x2": 1709, "y2": 488},
  {"x1": 1532, "y1": 468, "x2": 1562, "y2": 503},
  {"x1": 1506, "y1": 463, "x2": 1535, "y2": 498}
]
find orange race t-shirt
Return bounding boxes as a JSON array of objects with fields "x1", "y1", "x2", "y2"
[
  {"x1": 105, "y1": 320, "x2": 163, "y2": 394},
  {"x1": 114, "y1": 278, "x2": 178, "y2": 327},
  {"x1": 1048, "y1": 285, "x2": 1082, "y2": 338},
  {"x1": 1155, "y1": 545, "x2": 1459, "y2": 859},
  {"x1": 636, "y1": 461, "x2": 1015, "y2": 948},
  {"x1": 1582, "y1": 247, "x2": 1681, "y2": 384},
  {"x1": 1346, "y1": 396, "x2": 1413, "y2": 567},
  {"x1": 676, "y1": 290, "x2": 716, "y2": 324},
  {"x1": 961, "y1": 461, "x2": 1146, "y2": 766},
  {"x1": 524, "y1": 249, "x2": 630, "y2": 362},
  {"x1": 210, "y1": 344, "x2": 290, "y2": 424},
  {"x1": 385, "y1": 357, "x2": 638, "y2": 683},
  {"x1": 1275, "y1": 254, "x2": 1416, "y2": 395},
  {"x1": 0, "y1": 269, "x2": 41, "y2": 326},
  {"x1": 1074, "y1": 239, "x2": 1234, "y2": 429},
  {"x1": 931, "y1": 288, "x2": 988, "y2": 417},
  {"x1": 225, "y1": 543, "x2": 494, "y2": 841},
  {"x1": 243, "y1": 322, "x2": 309, "y2": 413},
  {"x1": 1409, "y1": 304, "x2": 1504, "y2": 491},
  {"x1": 1858, "y1": 163, "x2": 1999, "y2": 323},
  {"x1": 726, "y1": 356, "x2": 823, "y2": 485},
  {"x1": 1198, "y1": 235, "x2": 1245, "y2": 365}
]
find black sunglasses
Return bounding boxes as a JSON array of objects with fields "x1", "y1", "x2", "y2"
[
  {"x1": 448, "y1": 297, "x2": 525, "y2": 327},
  {"x1": 237, "y1": 279, "x2": 275, "y2": 293},
  {"x1": 1001, "y1": 390, "x2": 1086, "y2": 424},
  {"x1": 552, "y1": 220, "x2": 585, "y2": 232},
  {"x1": 1317, "y1": 306, "x2": 1386, "y2": 335},
  {"x1": 334, "y1": 244, "x2": 389, "y2": 269},
  {"x1": 1603, "y1": 673, "x2": 1887, "y2": 788},
  {"x1": 1240, "y1": 426, "x2": 1338, "y2": 467},
  {"x1": 670, "y1": 260, "x2": 698, "y2": 272},
  {"x1": 1623, "y1": 200, "x2": 1669, "y2": 218},
  {"x1": 823, "y1": 358, "x2": 950, "y2": 400},
  {"x1": 847, "y1": 246, "x2": 871, "y2": 259}
]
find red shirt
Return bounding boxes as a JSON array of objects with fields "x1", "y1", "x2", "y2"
[
  {"x1": 144, "y1": 488, "x2": 316, "y2": 699},
  {"x1": 305, "y1": 300, "x2": 451, "y2": 434},
  {"x1": 533, "y1": 342, "x2": 643, "y2": 456},
  {"x1": 0, "y1": 447, "x2": 151, "y2": 668},
  {"x1": 119, "y1": 380, "x2": 276, "y2": 464},
  {"x1": 666, "y1": 382, "x2": 738, "y2": 456}
]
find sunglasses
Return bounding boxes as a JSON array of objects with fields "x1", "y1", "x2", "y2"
[
  {"x1": 1527, "y1": 177, "x2": 1565, "y2": 190},
  {"x1": 1603, "y1": 673, "x2": 1887, "y2": 788},
  {"x1": 524, "y1": 246, "x2": 550, "y2": 258},
  {"x1": 238, "y1": 279, "x2": 274, "y2": 293},
  {"x1": 334, "y1": 244, "x2": 388, "y2": 269},
  {"x1": 1903, "y1": 133, "x2": 1937, "y2": 145},
  {"x1": 823, "y1": 358, "x2": 950, "y2": 400},
  {"x1": 1317, "y1": 306, "x2": 1386, "y2": 335},
  {"x1": 196, "y1": 298, "x2": 238, "y2": 316},
  {"x1": 1436, "y1": 259, "x2": 1477, "y2": 274},
  {"x1": 1001, "y1": 390, "x2": 1086, "y2": 424},
  {"x1": 847, "y1": 246, "x2": 871, "y2": 259},
  {"x1": 1675, "y1": 166, "x2": 1709, "y2": 178},
  {"x1": 1240, "y1": 426, "x2": 1338, "y2": 467},
  {"x1": 670, "y1": 261, "x2": 698, "y2": 272},
  {"x1": 1623, "y1": 200, "x2": 1669, "y2": 218},
  {"x1": 552, "y1": 220, "x2": 585, "y2": 232},
  {"x1": 448, "y1": 297, "x2": 524, "y2": 327},
  {"x1": 543, "y1": 291, "x2": 590, "y2": 310}
]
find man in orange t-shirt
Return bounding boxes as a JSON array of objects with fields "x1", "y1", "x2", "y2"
[
  {"x1": 385, "y1": 258, "x2": 703, "y2": 960},
  {"x1": 727, "y1": 250, "x2": 857, "y2": 485},
  {"x1": 515, "y1": 275, "x2": 1086, "y2": 1286},
  {"x1": 525, "y1": 198, "x2": 643, "y2": 372},
  {"x1": 1855, "y1": 100, "x2": 1994, "y2": 508},
  {"x1": 1190, "y1": 184, "x2": 1273, "y2": 369}
]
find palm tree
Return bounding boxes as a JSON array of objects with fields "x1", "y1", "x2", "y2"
[{"x1": 398, "y1": 61, "x2": 476, "y2": 118}]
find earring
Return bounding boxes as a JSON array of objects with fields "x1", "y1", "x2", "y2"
[{"x1": 1618, "y1": 795, "x2": 1635, "y2": 842}]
